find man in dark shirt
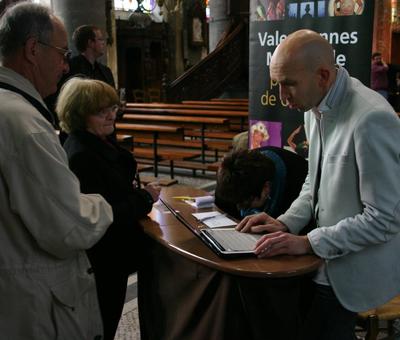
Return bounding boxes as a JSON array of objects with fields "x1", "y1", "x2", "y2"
[
  {"x1": 68, "y1": 25, "x2": 115, "y2": 87},
  {"x1": 44, "y1": 25, "x2": 115, "y2": 127},
  {"x1": 371, "y1": 51, "x2": 389, "y2": 99}
]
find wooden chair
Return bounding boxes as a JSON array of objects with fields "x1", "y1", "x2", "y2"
[
  {"x1": 357, "y1": 295, "x2": 400, "y2": 340},
  {"x1": 147, "y1": 88, "x2": 160, "y2": 103},
  {"x1": 132, "y1": 89, "x2": 146, "y2": 103}
]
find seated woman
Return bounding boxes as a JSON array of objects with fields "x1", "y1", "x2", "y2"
[
  {"x1": 56, "y1": 78, "x2": 160, "y2": 340},
  {"x1": 215, "y1": 147, "x2": 307, "y2": 220}
]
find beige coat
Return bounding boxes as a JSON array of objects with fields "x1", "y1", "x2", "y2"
[{"x1": 0, "y1": 66, "x2": 113, "y2": 339}]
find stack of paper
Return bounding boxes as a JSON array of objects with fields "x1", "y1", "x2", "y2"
[
  {"x1": 185, "y1": 195, "x2": 215, "y2": 208},
  {"x1": 192, "y1": 211, "x2": 237, "y2": 228}
]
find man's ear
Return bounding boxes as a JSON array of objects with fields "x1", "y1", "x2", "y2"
[
  {"x1": 317, "y1": 68, "x2": 330, "y2": 88},
  {"x1": 262, "y1": 181, "x2": 271, "y2": 197},
  {"x1": 23, "y1": 37, "x2": 38, "y2": 65}
]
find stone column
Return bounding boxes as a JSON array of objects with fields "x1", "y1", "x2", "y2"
[
  {"x1": 52, "y1": 0, "x2": 107, "y2": 54},
  {"x1": 208, "y1": 0, "x2": 231, "y2": 52}
]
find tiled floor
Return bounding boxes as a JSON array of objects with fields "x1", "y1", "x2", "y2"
[{"x1": 114, "y1": 274, "x2": 140, "y2": 340}]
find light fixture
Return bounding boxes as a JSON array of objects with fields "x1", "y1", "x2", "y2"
[{"x1": 128, "y1": 0, "x2": 156, "y2": 28}]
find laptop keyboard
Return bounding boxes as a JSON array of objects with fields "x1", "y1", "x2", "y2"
[{"x1": 205, "y1": 229, "x2": 262, "y2": 251}]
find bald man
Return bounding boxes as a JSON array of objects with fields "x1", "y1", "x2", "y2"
[{"x1": 237, "y1": 29, "x2": 400, "y2": 339}]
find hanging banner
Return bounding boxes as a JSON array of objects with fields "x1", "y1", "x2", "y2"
[{"x1": 249, "y1": 0, "x2": 374, "y2": 157}]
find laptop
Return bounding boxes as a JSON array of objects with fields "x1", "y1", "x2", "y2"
[{"x1": 160, "y1": 198, "x2": 262, "y2": 258}]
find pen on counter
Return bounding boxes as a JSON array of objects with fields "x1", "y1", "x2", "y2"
[
  {"x1": 198, "y1": 213, "x2": 226, "y2": 222},
  {"x1": 173, "y1": 196, "x2": 194, "y2": 201}
]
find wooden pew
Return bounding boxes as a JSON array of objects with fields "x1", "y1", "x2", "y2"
[
  {"x1": 123, "y1": 107, "x2": 248, "y2": 131},
  {"x1": 133, "y1": 147, "x2": 201, "y2": 179},
  {"x1": 122, "y1": 113, "x2": 228, "y2": 126},
  {"x1": 211, "y1": 98, "x2": 248, "y2": 103},
  {"x1": 182, "y1": 100, "x2": 248, "y2": 107},
  {"x1": 155, "y1": 159, "x2": 222, "y2": 178},
  {"x1": 121, "y1": 114, "x2": 229, "y2": 164},
  {"x1": 115, "y1": 123, "x2": 183, "y2": 176},
  {"x1": 126, "y1": 102, "x2": 248, "y2": 112},
  {"x1": 123, "y1": 107, "x2": 247, "y2": 118},
  {"x1": 185, "y1": 129, "x2": 238, "y2": 140},
  {"x1": 133, "y1": 137, "x2": 231, "y2": 161}
]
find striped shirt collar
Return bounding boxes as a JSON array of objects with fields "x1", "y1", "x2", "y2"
[{"x1": 314, "y1": 66, "x2": 348, "y2": 116}]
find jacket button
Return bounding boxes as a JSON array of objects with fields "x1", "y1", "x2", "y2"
[{"x1": 87, "y1": 267, "x2": 94, "y2": 274}]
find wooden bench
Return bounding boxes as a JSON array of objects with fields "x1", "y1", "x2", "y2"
[
  {"x1": 116, "y1": 134, "x2": 133, "y2": 151},
  {"x1": 139, "y1": 176, "x2": 178, "y2": 187},
  {"x1": 185, "y1": 130, "x2": 238, "y2": 140},
  {"x1": 133, "y1": 147, "x2": 199, "y2": 160},
  {"x1": 137, "y1": 158, "x2": 219, "y2": 178},
  {"x1": 133, "y1": 147, "x2": 201, "y2": 178},
  {"x1": 137, "y1": 164, "x2": 153, "y2": 172},
  {"x1": 206, "y1": 161, "x2": 221, "y2": 172},
  {"x1": 158, "y1": 160, "x2": 219, "y2": 177},
  {"x1": 124, "y1": 107, "x2": 246, "y2": 126},
  {"x1": 122, "y1": 115, "x2": 229, "y2": 164},
  {"x1": 116, "y1": 123, "x2": 183, "y2": 176},
  {"x1": 123, "y1": 107, "x2": 247, "y2": 131},
  {"x1": 134, "y1": 137, "x2": 202, "y2": 149},
  {"x1": 135, "y1": 164, "x2": 154, "y2": 187},
  {"x1": 182, "y1": 100, "x2": 248, "y2": 108},
  {"x1": 126, "y1": 102, "x2": 248, "y2": 112},
  {"x1": 133, "y1": 136, "x2": 231, "y2": 160},
  {"x1": 122, "y1": 113, "x2": 229, "y2": 128},
  {"x1": 211, "y1": 98, "x2": 248, "y2": 103}
]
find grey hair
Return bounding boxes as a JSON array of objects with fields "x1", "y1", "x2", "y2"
[{"x1": 0, "y1": 2, "x2": 54, "y2": 61}]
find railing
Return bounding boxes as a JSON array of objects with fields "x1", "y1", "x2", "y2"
[{"x1": 164, "y1": 21, "x2": 247, "y2": 102}]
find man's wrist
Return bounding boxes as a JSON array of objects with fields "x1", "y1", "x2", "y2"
[
  {"x1": 277, "y1": 219, "x2": 289, "y2": 232},
  {"x1": 304, "y1": 235, "x2": 314, "y2": 254}
]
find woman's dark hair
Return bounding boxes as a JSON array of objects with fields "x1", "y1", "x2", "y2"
[{"x1": 216, "y1": 149, "x2": 275, "y2": 207}]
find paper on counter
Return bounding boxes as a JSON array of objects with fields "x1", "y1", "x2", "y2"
[{"x1": 192, "y1": 211, "x2": 237, "y2": 228}]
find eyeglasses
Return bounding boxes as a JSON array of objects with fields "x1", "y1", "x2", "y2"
[
  {"x1": 37, "y1": 41, "x2": 72, "y2": 62},
  {"x1": 97, "y1": 104, "x2": 120, "y2": 117}
]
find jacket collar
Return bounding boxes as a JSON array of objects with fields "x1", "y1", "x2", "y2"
[
  {"x1": 71, "y1": 130, "x2": 120, "y2": 162},
  {"x1": 314, "y1": 66, "x2": 349, "y2": 120}
]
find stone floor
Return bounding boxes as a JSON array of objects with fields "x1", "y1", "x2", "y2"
[{"x1": 114, "y1": 274, "x2": 140, "y2": 340}]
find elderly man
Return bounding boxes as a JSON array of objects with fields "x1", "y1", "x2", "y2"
[
  {"x1": 237, "y1": 29, "x2": 400, "y2": 339},
  {"x1": 0, "y1": 3, "x2": 113, "y2": 339}
]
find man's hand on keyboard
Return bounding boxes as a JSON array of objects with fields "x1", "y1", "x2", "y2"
[
  {"x1": 253, "y1": 231, "x2": 313, "y2": 258},
  {"x1": 236, "y1": 212, "x2": 288, "y2": 234}
]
